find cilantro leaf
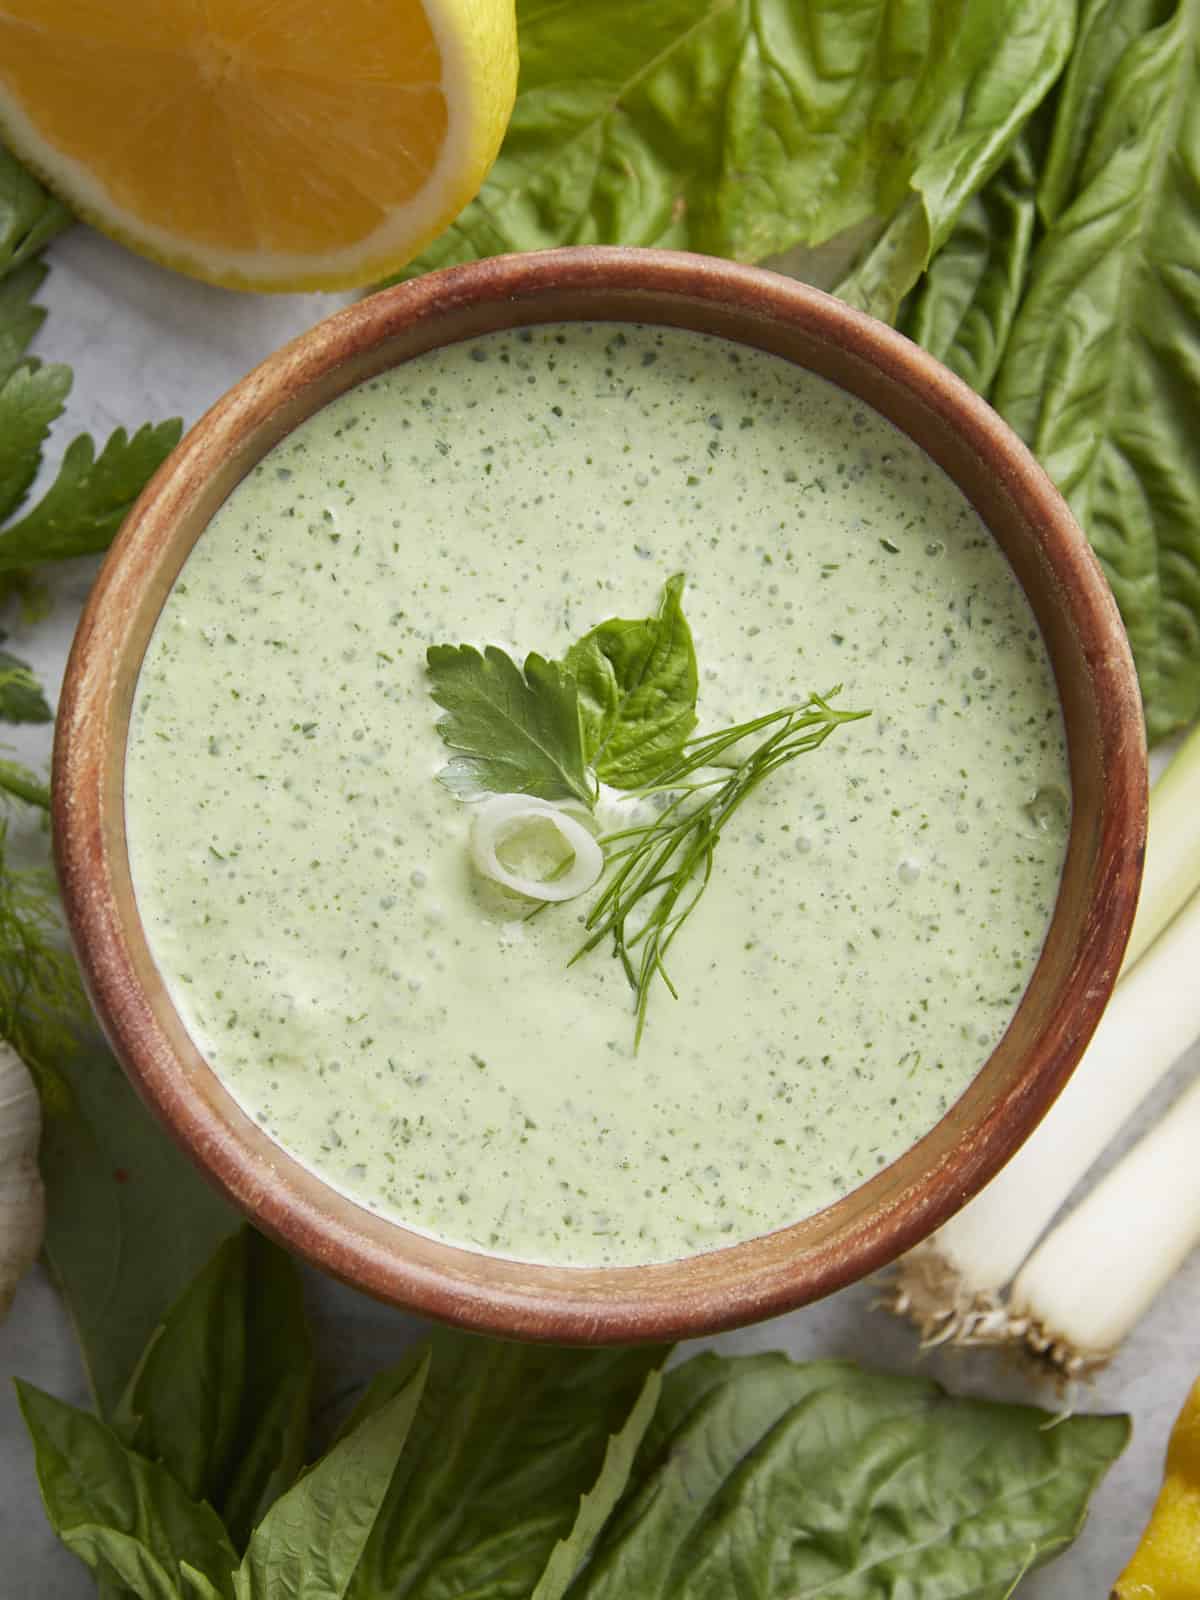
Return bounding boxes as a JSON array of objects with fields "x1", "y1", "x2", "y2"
[
  {"x1": 0, "y1": 259, "x2": 50, "y2": 385},
  {"x1": 426, "y1": 643, "x2": 593, "y2": 805},
  {"x1": 0, "y1": 357, "x2": 72, "y2": 524},
  {"x1": 0, "y1": 151, "x2": 181, "y2": 581},
  {"x1": 565, "y1": 572, "x2": 698, "y2": 787},
  {"x1": 0, "y1": 635, "x2": 51, "y2": 723},
  {"x1": 0, "y1": 143, "x2": 71, "y2": 280},
  {"x1": 0, "y1": 419, "x2": 182, "y2": 572}
]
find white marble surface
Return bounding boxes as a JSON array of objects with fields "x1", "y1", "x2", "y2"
[{"x1": 1, "y1": 226, "x2": 1198, "y2": 1597}]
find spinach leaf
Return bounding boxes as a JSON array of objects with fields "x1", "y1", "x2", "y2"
[
  {"x1": 572, "y1": 1353, "x2": 1128, "y2": 1599},
  {"x1": 531, "y1": 1370, "x2": 662, "y2": 1600},
  {"x1": 234, "y1": 1359, "x2": 428, "y2": 1600},
  {"x1": 901, "y1": 129, "x2": 1041, "y2": 395},
  {"x1": 0, "y1": 634, "x2": 51, "y2": 722},
  {"x1": 398, "y1": 0, "x2": 1074, "y2": 283},
  {"x1": 39, "y1": 1036, "x2": 238, "y2": 1419},
  {"x1": 345, "y1": 1331, "x2": 667, "y2": 1599},
  {"x1": 114, "y1": 1227, "x2": 313, "y2": 1544},
  {"x1": 836, "y1": 0, "x2": 1073, "y2": 322},
  {"x1": 426, "y1": 643, "x2": 593, "y2": 805},
  {"x1": 0, "y1": 419, "x2": 182, "y2": 571},
  {"x1": 991, "y1": 0, "x2": 1200, "y2": 740},
  {"x1": 0, "y1": 141, "x2": 71, "y2": 278},
  {"x1": 15, "y1": 1381, "x2": 238, "y2": 1600},
  {"x1": 565, "y1": 573, "x2": 698, "y2": 787}
]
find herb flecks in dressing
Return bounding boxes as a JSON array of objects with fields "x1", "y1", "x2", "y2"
[{"x1": 125, "y1": 323, "x2": 1069, "y2": 1267}]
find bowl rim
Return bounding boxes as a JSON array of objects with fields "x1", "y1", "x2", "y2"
[{"x1": 52, "y1": 245, "x2": 1147, "y2": 1342}]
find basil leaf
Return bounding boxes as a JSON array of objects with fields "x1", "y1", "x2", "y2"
[
  {"x1": 0, "y1": 419, "x2": 182, "y2": 571},
  {"x1": 219, "y1": 1231, "x2": 314, "y2": 1549},
  {"x1": 426, "y1": 643, "x2": 593, "y2": 805},
  {"x1": 835, "y1": 0, "x2": 1073, "y2": 323},
  {"x1": 0, "y1": 636, "x2": 51, "y2": 722},
  {"x1": 0, "y1": 357, "x2": 72, "y2": 525},
  {"x1": 345, "y1": 1331, "x2": 667, "y2": 1599},
  {"x1": 234, "y1": 1358, "x2": 428, "y2": 1600},
  {"x1": 902, "y1": 129, "x2": 1040, "y2": 395},
  {"x1": 531, "y1": 1370, "x2": 661, "y2": 1600},
  {"x1": 39, "y1": 1037, "x2": 237, "y2": 1419},
  {"x1": 991, "y1": 0, "x2": 1200, "y2": 740},
  {"x1": 565, "y1": 573, "x2": 698, "y2": 787},
  {"x1": 399, "y1": 0, "x2": 1073, "y2": 283},
  {"x1": 115, "y1": 1232, "x2": 249, "y2": 1503},
  {"x1": 182, "y1": 1568, "x2": 226, "y2": 1600},
  {"x1": 15, "y1": 1381, "x2": 238, "y2": 1600},
  {"x1": 573, "y1": 1354, "x2": 1128, "y2": 1599},
  {"x1": 0, "y1": 141, "x2": 71, "y2": 280},
  {"x1": 114, "y1": 1227, "x2": 312, "y2": 1545}
]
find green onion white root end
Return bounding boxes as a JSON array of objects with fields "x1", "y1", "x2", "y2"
[{"x1": 887, "y1": 722, "x2": 1200, "y2": 1372}]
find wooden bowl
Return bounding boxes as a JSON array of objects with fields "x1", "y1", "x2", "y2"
[{"x1": 53, "y1": 248, "x2": 1147, "y2": 1342}]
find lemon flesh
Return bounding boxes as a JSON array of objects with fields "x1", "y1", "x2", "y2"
[{"x1": 0, "y1": 0, "x2": 517, "y2": 291}]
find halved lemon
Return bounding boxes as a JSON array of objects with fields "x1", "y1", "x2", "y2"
[{"x1": 0, "y1": 0, "x2": 517, "y2": 291}]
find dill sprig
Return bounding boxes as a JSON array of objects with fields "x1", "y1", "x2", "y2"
[{"x1": 571, "y1": 690, "x2": 869, "y2": 1047}]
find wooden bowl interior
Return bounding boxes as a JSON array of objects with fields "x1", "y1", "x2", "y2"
[{"x1": 53, "y1": 250, "x2": 1146, "y2": 1342}]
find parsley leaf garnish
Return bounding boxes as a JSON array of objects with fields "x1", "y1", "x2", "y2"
[
  {"x1": 427, "y1": 578, "x2": 869, "y2": 1043},
  {"x1": 565, "y1": 571, "x2": 698, "y2": 787},
  {"x1": 426, "y1": 643, "x2": 593, "y2": 806}
]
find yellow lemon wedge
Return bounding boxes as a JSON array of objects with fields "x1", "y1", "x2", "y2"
[{"x1": 0, "y1": 0, "x2": 517, "y2": 291}]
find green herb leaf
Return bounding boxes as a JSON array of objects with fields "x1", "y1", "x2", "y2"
[
  {"x1": 901, "y1": 128, "x2": 1041, "y2": 395},
  {"x1": 835, "y1": 0, "x2": 1073, "y2": 322},
  {"x1": 426, "y1": 643, "x2": 593, "y2": 805},
  {"x1": 345, "y1": 1331, "x2": 667, "y2": 1600},
  {"x1": 0, "y1": 419, "x2": 182, "y2": 571},
  {"x1": 39, "y1": 1035, "x2": 238, "y2": 1419},
  {"x1": 113, "y1": 1227, "x2": 313, "y2": 1545},
  {"x1": 234, "y1": 1357, "x2": 428, "y2": 1600},
  {"x1": 0, "y1": 357, "x2": 72, "y2": 524},
  {"x1": 573, "y1": 1353, "x2": 1129, "y2": 1598},
  {"x1": 0, "y1": 258, "x2": 49, "y2": 385},
  {"x1": 113, "y1": 1232, "x2": 249, "y2": 1504},
  {"x1": 565, "y1": 573, "x2": 698, "y2": 787},
  {"x1": 181, "y1": 1568, "x2": 226, "y2": 1600},
  {"x1": 992, "y1": 0, "x2": 1200, "y2": 740},
  {"x1": 398, "y1": 0, "x2": 1073, "y2": 284},
  {"x1": 0, "y1": 754, "x2": 48, "y2": 808},
  {"x1": 0, "y1": 141, "x2": 71, "y2": 280},
  {"x1": 15, "y1": 1381, "x2": 238, "y2": 1600},
  {"x1": 218, "y1": 1232, "x2": 314, "y2": 1550},
  {"x1": 0, "y1": 636, "x2": 52, "y2": 722},
  {"x1": 531, "y1": 1369, "x2": 662, "y2": 1600},
  {"x1": 0, "y1": 821, "x2": 84, "y2": 1110}
]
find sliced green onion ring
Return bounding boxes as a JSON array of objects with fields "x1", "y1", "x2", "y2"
[{"x1": 469, "y1": 793, "x2": 603, "y2": 902}]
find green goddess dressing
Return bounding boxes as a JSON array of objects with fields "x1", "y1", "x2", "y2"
[{"x1": 125, "y1": 323, "x2": 1070, "y2": 1266}]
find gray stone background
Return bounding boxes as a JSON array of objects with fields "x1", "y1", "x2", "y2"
[{"x1": 1, "y1": 226, "x2": 1196, "y2": 1596}]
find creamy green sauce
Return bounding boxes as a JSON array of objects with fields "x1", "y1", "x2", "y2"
[{"x1": 125, "y1": 323, "x2": 1069, "y2": 1266}]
